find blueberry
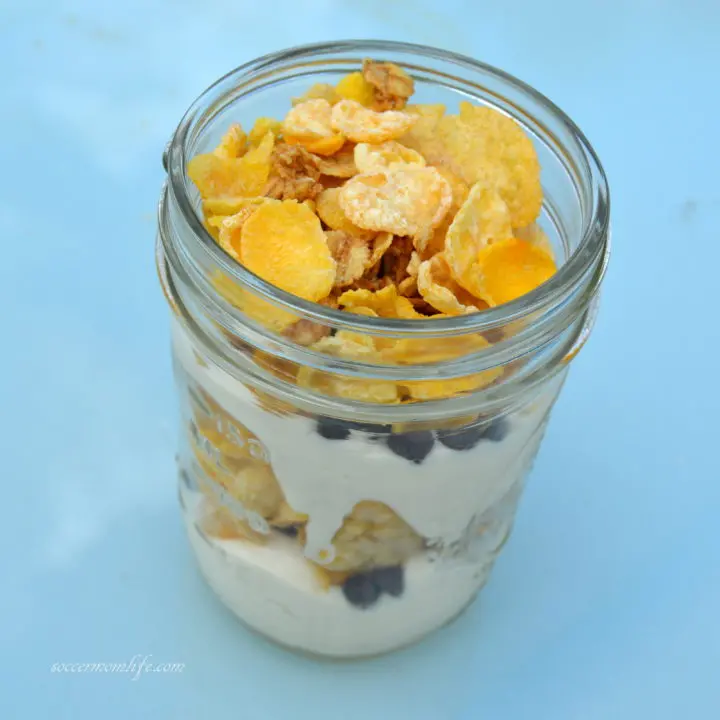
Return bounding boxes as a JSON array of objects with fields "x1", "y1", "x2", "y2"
[
  {"x1": 386, "y1": 430, "x2": 435, "y2": 464},
  {"x1": 342, "y1": 573, "x2": 382, "y2": 609},
  {"x1": 436, "y1": 425, "x2": 485, "y2": 451},
  {"x1": 370, "y1": 566, "x2": 404, "y2": 597},
  {"x1": 275, "y1": 525, "x2": 299, "y2": 538},
  {"x1": 315, "y1": 418, "x2": 350, "y2": 440},
  {"x1": 482, "y1": 417, "x2": 510, "y2": 442}
]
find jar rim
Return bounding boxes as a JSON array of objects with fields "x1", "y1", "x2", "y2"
[{"x1": 165, "y1": 39, "x2": 609, "y2": 339}]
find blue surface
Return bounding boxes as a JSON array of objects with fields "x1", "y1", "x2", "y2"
[{"x1": 2, "y1": 1, "x2": 719, "y2": 718}]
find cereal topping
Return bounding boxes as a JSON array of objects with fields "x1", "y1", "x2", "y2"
[
  {"x1": 263, "y1": 143, "x2": 323, "y2": 202},
  {"x1": 213, "y1": 123, "x2": 247, "y2": 159},
  {"x1": 339, "y1": 166, "x2": 451, "y2": 238},
  {"x1": 240, "y1": 200, "x2": 335, "y2": 301},
  {"x1": 417, "y1": 253, "x2": 487, "y2": 315},
  {"x1": 445, "y1": 183, "x2": 514, "y2": 297},
  {"x1": 185, "y1": 59, "x2": 559, "y2": 403},
  {"x1": 312, "y1": 144, "x2": 358, "y2": 178},
  {"x1": 362, "y1": 59, "x2": 415, "y2": 111},
  {"x1": 331, "y1": 100, "x2": 417, "y2": 144},
  {"x1": 437, "y1": 102, "x2": 542, "y2": 227},
  {"x1": 316, "y1": 186, "x2": 376, "y2": 240},
  {"x1": 335, "y1": 71, "x2": 376, "y2": 107},
  {"x1": 326, "y1": 230, "x2": 371, "y2": 288},
  {"x1": 354, "y1": 140, "x2": 426, "y2": 174},
  {"x1": 474, "y1": 237, "x2": 557, "y2": 306}
]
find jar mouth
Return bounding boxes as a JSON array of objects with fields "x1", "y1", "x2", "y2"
[{"x1": 165, "y1": 39, "x2": 609, "y2": 339}]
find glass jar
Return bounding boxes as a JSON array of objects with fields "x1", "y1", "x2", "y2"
[{"x1": 156, "y1": 40, "x2": 609, "y2": 658}]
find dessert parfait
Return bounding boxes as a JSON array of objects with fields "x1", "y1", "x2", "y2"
[{"x1": 157, "y1": 42, "x2": 609, "y2": 658}]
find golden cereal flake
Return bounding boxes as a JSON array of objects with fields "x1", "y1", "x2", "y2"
[
  {"x1": 298, "y1": 335, "x2": 399, "y2": 403},
  {"x1": 240, "y1": 200, "x2": 335, "y2": 302},
  {"x1": 285, "y1": 133, "x2": 345, "y2": 156},
  {"x1": 362, "y1": 59, "x2": 415, "y2": 111},
  {"x1": 445, "y1": 182, "x2": 514, "y2": 298},
  {"x1": 200, "y1": 502, "x2": 268, "y2": 544},
  {"x1": 406, "y1": 250, "x2": 421, "y2": 277},
  {"x1": 212, "y1": 272, "x2": 298, "y2": 332},
  {"x1": 402, "y1": 370, "x2": 501, "y2": 400},
  {"x1": 325, "y1": 230, "x2": 371, "y2": 288},
  {"x1": 188, "y1": 131, "x2": 275, "y2": 199},
  {"x1": 338, "y1": 284, "x2": 423, "y2": 319},
  {"x1": 330, "y1": 99, "x2": 417, "y2": 144},
  {"x1": 324, "y1": 500, "x2": 423, "y2": 572},
  {"x1": 335, "y1": 71, "x2": 376, "y2": 107},
  {"x1": 368, "y1": 232, "x2": 394, "y2": 267},
  {"x1": 282, "y1": 318, "x2": 331, "y2": 346},
  {"x1": 353, "y1": 140, "x2": 425, "y2": 174},
  {"x1": 398, "y1": 103, "x2": 447, "y2": 166},
  {"x1": 203, "y1": 195, "x2": 267, "y2": 216},
  {"x1": 312, "y1": 144, "x2": 358, "y2": 177},
  {"x1": 437, "y1": 102, "x2": 542, "y2": 227},
  {"x1": 316, "y1": 187, "x2": 375, "y2": 240},
  {"x1": 283, "y1": 98, "x2": 334, "y2": 139},
  {"x1": 474, "y1": 237, "x2": 557, "y2": 306},
  {"x1": 263, "y1": 143, "x2": 323, "y2": 202},
  {"x1": 248, "y1": 117, "x2": 283, "y2": 146},
  {"x1": 283, "y1": 99, "x2": 345, "y2": 156},
  {"x1": 213, "y1": 123, "x2": 247, "y2": 159},
  {"x1": 514, "y1": 221, "x2": 555, "y2": 258},
  {"x1": 338, "y1": 166, "x2": 451, "y2": 238},
  {"x1": 417, "y1": 253, "x2": 486, "y2": 315},
  {"x1": 397, "y1": 276, "x2": 417, "y2": 297}
]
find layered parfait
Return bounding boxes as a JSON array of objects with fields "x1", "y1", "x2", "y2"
[{"x1": 170, "y1": 59, "x2": 562, "y2": 656}]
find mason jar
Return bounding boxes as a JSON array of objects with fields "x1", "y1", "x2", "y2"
[{"x1": 156, "y1": 40, "x2": 610, "y2": 658}]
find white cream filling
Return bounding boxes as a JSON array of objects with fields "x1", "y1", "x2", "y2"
[
  {"x1": 172, "y1": 320, "x2": 558, "y2": 561},
  {"x1": 184, "y1": 487, "x2": 494, "y2": 657}
]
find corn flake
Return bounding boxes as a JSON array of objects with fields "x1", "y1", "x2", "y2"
[
  {"x1": 336, "y1": 71, "x2": 376, "y2": 107},
  {"x1": 212, "y1": 272, "x2": 298, "y2": 331},
  {"x1": 292, "y1": 83, "x2": 340, "y2": 106},
  {"x1": 331, "y1": 100, "x2": 416, "y2": 144},
  {"x1": 474, "y1": 237, "x2": 557, "y2": 306},
  {"x1": 362, "y1": 59, "x2": 415, "y2": 111},
  {"x1": 213, "y1": 123, "x2": 247, "y2": 159},
  {"x1": 338, "y1": 284, "x2": 423, "y2": 319},
  {"x1": 445, "y1": 182, "x2": 514, "y2": 297},
  {"x1": 417, "y1": 253, "x2": 489, "y2": 315},
  {"x1": 298, "y1": 335, "x2": 399, "y2": 403},
  {"x1": 398, "y1": 104, "x2": 447, "y2": 165},
  {"x1": 248, "y1": 117, "x2": 282, "y2": 146},
  {"x1": 402, "y1": 371, "x2": 501, "y2": 400},
  {"x1": 283, "y1": 99, "x2": 334, "y2": 139},
  {"x1": 188, "y1": 131, "x2": 274, "y2": 199},
  {"x1": 283, "y1": 99, "x2": 345, "y2": 155},
  {"x1": 368, "y1": 232, "x2": 393, "y2": 267},
  {"x1": 263, "y1": 143, "x2": 323, "y2": 201},
  {"x1": 240, "y1": 200, "x2": 335, "y2": 301},
  {"x1": 354, "y1": 140, "x2": 425, "y2": 174},
  {"x1": 216, "y1": 201, "x2": 274, "y2": 259},
  {"x1": 316, "y1": 187, "x2": 375, "y2": 240},
  {"x1": 312, "y1": 144, "x2": 358, "y2": 178},
  {"x1": 438, "y1": 102, "x2": 542, "y2": 227},
  {"x1": 325, "y1": 230, "x2": 371, "y2": 288},
  {"x1": 339, "y1": 166, "x2": 451, "y2": 238},
  {"x1": 514, "y1": 221, "x2": 555, "y2": 258}
]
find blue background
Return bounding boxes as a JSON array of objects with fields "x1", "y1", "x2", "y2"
[{"x1": 2, "y1": 1, "x2": 718, "y2": 717}]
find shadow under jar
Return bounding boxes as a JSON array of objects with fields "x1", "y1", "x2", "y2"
[{"x1": 157, "y1": 40, "x2": 610, "y2": 659}]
